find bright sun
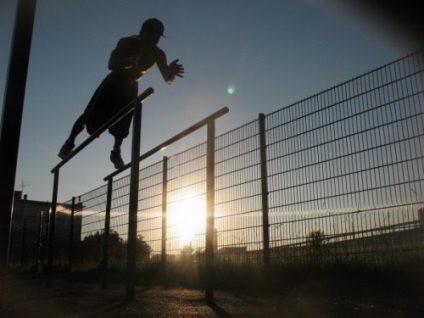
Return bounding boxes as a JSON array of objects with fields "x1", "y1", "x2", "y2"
[{"x1": 168, "y1": 193, "x2": 205, "y2": 245}]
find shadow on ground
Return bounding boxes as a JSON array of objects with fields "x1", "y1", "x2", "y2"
[{"x1": 1, "y1": 269, "x2": 424, "y2": 317}]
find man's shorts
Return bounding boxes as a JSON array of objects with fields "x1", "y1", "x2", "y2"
[{"x1": 84, "y1": 72, "x2": 138, "y2": 138}]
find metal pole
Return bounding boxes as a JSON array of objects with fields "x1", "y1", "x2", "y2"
[
  {"x1": 68, "y1": 197, "x2": 75, "y2": 272},
  {"x1": 126, "y1": 101, "x2": 142, "y2": 299},
  {"x1": 47, "y1": 169, "x2": 59, "y2": 288},
  {"x1": 259, "y1": 113, "x2": 270, "y2": 265},
  {"x1": 0, "y1": 0, "x2": 37, "y2": 290},
  {"x1": 102, "y1": 178, "x2": 113, "y2": 288},
  {"x1": 205, "y1": 120, "x2": 216, "y2": 305},
  {"x1": 42, "y1": 206, "x2": 49, "y2": 264},
  {"x1": 161, "y1": 156, "x2": 168, "y2": 271}
]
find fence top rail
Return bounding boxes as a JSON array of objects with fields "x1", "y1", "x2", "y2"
[
  {"x1": 51, "y1": 87, "x2": 154, "y2": 173},
  {"x1": 104, "y1": 106, "x2": 229, "y2": 181}
]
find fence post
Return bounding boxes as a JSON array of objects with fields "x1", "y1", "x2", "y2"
[
  {"x1": 259, "y1": 113, "x2": 270, "y2": 265},
  {"x1": 126, "y1": 101, "x2": 142, "y2": 299},
  {"x1": 205, "y1": 120, "x2": 216, "y2": 305},
  {"x1": 102, "y1": 177, "x2": 113, "y2": 288},
  {"x1": 161, "y1": 156, "x2": 168, "y2": 271},
  {"x1": 68, "y1": 197, "x2": 75, "y2": 271},
  {"x1": 47, "y1": 169, "x2": 59, "y2": 288}
]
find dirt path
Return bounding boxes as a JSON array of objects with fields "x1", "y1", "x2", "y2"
[{"x1": 1, "y1": 274, "x2": 423, "y2": 317}]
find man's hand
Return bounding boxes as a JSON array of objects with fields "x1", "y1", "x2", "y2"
[{"x1": 169, "y1": 59, "x2": 184, "y2": 78}]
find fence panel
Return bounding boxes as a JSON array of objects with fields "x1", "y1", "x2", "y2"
[{"x1": 265, "y1": 50, "x2": 424, "y2": 264}]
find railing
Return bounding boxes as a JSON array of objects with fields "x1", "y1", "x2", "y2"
[
  {"x1": 48, "y1": 87, "x2": 228, "y2": 302},
  {"x1": 47, "y1": 87, "x2": 154, "y2": 289},
  {"x1": 101, "y1": 107, "x2": 228, "y2": 302}
]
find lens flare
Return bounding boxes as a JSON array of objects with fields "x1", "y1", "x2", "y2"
[{"x1": 227, "y1": 85, "x2": 235, "y2": 95}]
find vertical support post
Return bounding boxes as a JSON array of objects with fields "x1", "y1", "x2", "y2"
[
  {"x1": 126, "y1": 102, "x2": 142, "y2": 299},
  {"x1": 161, "y1": 156, "x2": 168, "y2": 271},
  {"x1": 259, "y1": 113, "x2": 270, "y2": 265},
  {"x1": 102, "y1": 177, "x2": 113, "y2": 288},
  {"x1": 205, "y1": 120, "x2": 216, "y2": 305},
  {"x1": 0, "y1": 0, "x2": 37, "y2": 293},
  {"x1": 68, "y1": 197, "x2": 75, "y2": 272},
  {"x1": 42, "y1": 207, "x2": 49, "y2": 263},
  {"x1": 47, "y1": 169, "x2": 59, "y2": 288}
]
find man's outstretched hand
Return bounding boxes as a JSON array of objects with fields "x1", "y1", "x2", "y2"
[{"x1": 170, "y1": 59, "x2": 184, "y2": 78}]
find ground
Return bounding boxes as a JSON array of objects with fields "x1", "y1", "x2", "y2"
[{"x1": 1, "y1": 271, "x2": 423, "y2": 318}]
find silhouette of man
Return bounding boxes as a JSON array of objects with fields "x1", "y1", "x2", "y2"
[{"x1": 58, "y1": 18, "x2": 184, "y2": 168}]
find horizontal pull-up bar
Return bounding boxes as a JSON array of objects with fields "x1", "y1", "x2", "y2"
[
  {"x1": 51, "y1": 87, "x2": 154, "y2": 173},
  {"x1": 104, "y1": 106, "x2": 229, "y2": 181}
]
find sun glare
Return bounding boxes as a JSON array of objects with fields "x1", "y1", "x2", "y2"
[{"x1": 168, "y1": 193, "x2": 205, "y2": 245}]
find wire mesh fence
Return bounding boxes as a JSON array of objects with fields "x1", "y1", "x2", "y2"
[
  {"x1": 265, "y1": 50, "x2": 424, "y2": 264},
  {"x1": 11, "y1": 50, "x2": 424, "y2": 272}
]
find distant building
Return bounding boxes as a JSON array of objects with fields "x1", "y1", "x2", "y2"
[{"x1": 10, "y1": 191, "x2": 82, "y2": 267}]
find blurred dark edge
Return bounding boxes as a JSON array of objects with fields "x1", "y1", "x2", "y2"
[{"x1": 345, "y1": 0, "x2": 424, "y2": 50}]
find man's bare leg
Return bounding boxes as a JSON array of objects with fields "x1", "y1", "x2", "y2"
[
  {"x1": 58, "y1": 114, "x2": 86, "y2": 159},
  {"x1": 110, "y1": 136, "x2": 125, "y2": 169}
]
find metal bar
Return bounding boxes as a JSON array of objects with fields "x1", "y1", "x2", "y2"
[
  {"x1": 47, "y1": 169, "x2": 59, "y2": 288},
  {"x1": 51, "y1": 87, "x2": 154, "y2": 173},
  {"x1": 161, "y1": 156, "x2": 168, "y2": 270},
  {"x1": 68, "y1": 197, "x2": 75, "y2": 272},
  {"x1": 259, "y1": 113, "x2": 270, "y2": 265},
  {"x1": 0, "y1": 0, "x2": 37, "y2": 291},
  {"x1": 104, "y1": 107, "x2": 229, "y2": 181},
  {"x1": 205, "y1": 120, "x2": 216, "y2": 305},
  {"x1": 126, "y1": 101, "x2": 142, "y2": 300},
  {"x1": 44, "y1": 88, "x2": 152, "y2": 287},
  {"x1": 102, "y1": 178, "x2": 113, "y2": 289}
]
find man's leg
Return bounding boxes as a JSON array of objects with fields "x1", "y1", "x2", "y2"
[
  {"x1": 109, "y1": 110, "x2": 132, "y2": 169},
  {"x1": 58, "y1": 114, "x2": 86, "y2": 159},
  {"x1": 113, "y1": 136, "x2": 123, "y2": 151},
  {"x1": 68, "y1": 114, "x2": 86, "y2": 142},
  {"x1": 110, "y1": 136, "x2": 125, "y2": 169}
]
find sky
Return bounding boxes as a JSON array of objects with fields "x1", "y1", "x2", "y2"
[{"x1": 0, "y1": 0, "x2": 419, "y2": 203}]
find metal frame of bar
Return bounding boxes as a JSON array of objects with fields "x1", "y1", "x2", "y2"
[
  {"x1": 102, "y1": 106, "x2": 228, "y2": 303},
  {"x1": 126, "y1": 96, "x2": 142, "y2": 299},
  {"x1": 101, "y1": 178, "x2": 113, "y2": 288},
  {"x1": 47, "y1": 87, "x2": 154, "y2": 287},
  {"x1": 68, "y1": 197, "x2": 75, "y2": 271},
  {"x1": 161, "y1": 156, "x2": 168, "y2": 270},
  {"x1": 205, "y1": 120, "x2": 216, "y2": 305},
  {"x1": 104, "y1": 107, "x2": 229, "y2": 181}
]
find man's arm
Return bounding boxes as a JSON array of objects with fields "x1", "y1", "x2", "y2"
[{"x1": 156, "y1": 48, "x2": 184, "y2": 84}]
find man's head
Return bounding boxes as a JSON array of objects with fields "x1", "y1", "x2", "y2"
[{"x1": 140, "y1": 18, "x2": 165, "y2": 39}]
